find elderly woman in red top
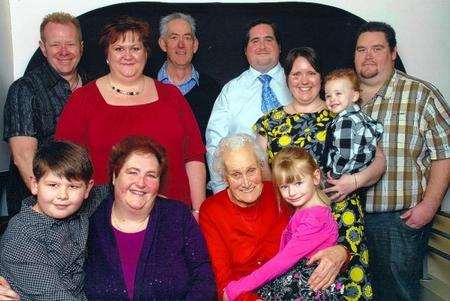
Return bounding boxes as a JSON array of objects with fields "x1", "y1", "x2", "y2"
[
  {"x1": 55, "y1": 16, "x2": 205, "y2": 217},
  {"x1": 199, "y1": 134, "x2": 348, "y2": 300}
]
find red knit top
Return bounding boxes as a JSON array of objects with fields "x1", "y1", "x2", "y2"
[
  {"x1": 199, "y1": 181, "x2": 291, "y2": 300},
  {"x1": 55, "y1": 80, "x2": 205, "y2": 205}
]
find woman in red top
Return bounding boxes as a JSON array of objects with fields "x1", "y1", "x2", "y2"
[
  {"x1": 55, "y1": 16, "x2": 205, "y2": 217},
  {"x1": 199, "y1": 134, "x2": 348, "y2": 300}
]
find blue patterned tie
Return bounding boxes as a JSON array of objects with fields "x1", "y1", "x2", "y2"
[{"x1": 258, "y1": 74, "x2": 281, "y2": 113}]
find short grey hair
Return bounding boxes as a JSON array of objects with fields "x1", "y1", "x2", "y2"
[
  {"x1": 213, "y1": 133, "x2": 267, "y2": 179},
  {"x1": 159, "y1": 12, "x2": 196, "y2": 38}
]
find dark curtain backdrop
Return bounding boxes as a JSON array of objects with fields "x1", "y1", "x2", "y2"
[{"x1": 26, "y1": 1, "x2": 405, "y2": 84}]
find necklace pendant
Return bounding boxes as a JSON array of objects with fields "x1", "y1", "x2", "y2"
[{"x1": 111, "y1": 85, "x2": 140, "y2": 96}]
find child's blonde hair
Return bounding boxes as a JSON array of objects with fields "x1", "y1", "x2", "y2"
[
  {"x1": 272, "y1": 146, "x2": 330, "y2": 205},
  {"x1": 323, "y1": 68, "x2": 360, "y2": 92}
]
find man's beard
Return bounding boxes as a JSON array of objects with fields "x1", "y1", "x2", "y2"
[{"x1": 359, "y1": 65, "x2": 378, "y2": 79}]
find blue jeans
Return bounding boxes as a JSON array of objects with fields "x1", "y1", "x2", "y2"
[{"x1": 365, "y1": 210, "x2": 431, "y2": 301}]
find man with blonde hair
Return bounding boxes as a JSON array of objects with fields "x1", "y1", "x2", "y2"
[{"x1": 3, "y1": 12, "x2": 86, "y2": 216}]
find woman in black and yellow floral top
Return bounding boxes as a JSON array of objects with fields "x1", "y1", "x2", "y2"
[{"x1": 254, "y1": 47, "x2": 386, "y2": 301}]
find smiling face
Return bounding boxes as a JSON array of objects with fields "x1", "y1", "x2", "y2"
[
  {"x1": 31, "y1": 171, "x2": 93, "y2": 219},
  {"x1": 354, "y1": 31, "x2": 396, "y2": 85},
  {"x1": 107, "y1": 31, "x2": 147, "y2": 80},
  {"x1": 39, "y1": 22, "x2": 83, "y2": 81},
  {"x1": 223, "y1": 146, "x2": 264, "y2": 207},
  {"x1": 278, "y1": 168, "x2": 321, "y2": 209},
  {"x1": 245, "y1": 23, "x2": 280, "y2": 73},
  {"x1": 113, "y1": 152, "x2": 160, "y2": 213},
  {"x1": 159, "y1": 18, "x2": 198, "y2": 68},
  {"x1": 324, "y1": 78, "x2": 360, "y2": 114},
  {"x1": 288, "y1": 56, "x2": 322, "y2": 106}
]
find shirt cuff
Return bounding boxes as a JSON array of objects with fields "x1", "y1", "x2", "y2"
[{"x1": 185, "y1": 154, "x2": 205, "y2": 163}]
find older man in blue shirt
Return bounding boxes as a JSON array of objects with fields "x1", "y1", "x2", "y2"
[{"x1": 157, "y1": 12, "x2": 220, "y2": 144}]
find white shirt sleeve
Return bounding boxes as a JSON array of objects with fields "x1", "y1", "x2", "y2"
[{"x1": 205, "y1": 85, "x2": 230, "y2": 193}]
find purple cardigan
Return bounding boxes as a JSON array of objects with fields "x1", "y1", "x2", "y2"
[{"x1": 84, "y1": 195, "x2": 216, "y2": 300}]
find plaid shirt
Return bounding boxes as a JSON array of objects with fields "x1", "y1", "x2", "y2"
[
  {"x1": 361, "y1": 69, "x2": 450, "y2": 212},
  {"x1": 323, "y1": 104, "x2": 383, "y2": 179},
  {"x1": 0, "y1": 185, "x2": 109, "y2": 300}
]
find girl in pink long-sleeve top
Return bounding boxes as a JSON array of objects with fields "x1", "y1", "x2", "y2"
[{"x1": 224, "y1": 147, "x2": 344, "y2": 301}]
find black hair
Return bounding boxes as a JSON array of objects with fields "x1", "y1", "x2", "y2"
[
  {"x1": 356, "y1": 21, "x2": 397, "y2": 51},
  {"x1": 284, "y1": 47, "x2": 322, "y2": 78},
  {"x1": 243, "y1": 19, "x2": 281, "y2": 52}
]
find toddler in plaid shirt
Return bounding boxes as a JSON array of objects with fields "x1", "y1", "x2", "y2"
[
  {"x1": 0, "y1": 141, "x2": 107, "y2": 301},
  {"x1": 322, "y1": 68, "x2": 383, "y2": 182}
]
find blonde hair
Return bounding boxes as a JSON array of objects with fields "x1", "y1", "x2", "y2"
[
  {"x1": 272, "y1": 146, "x2": 330, "y2": 205},
  {"x1": 40, "y1": 12, "x2": 82, "y2": 42},
  {"x1": 323, "y1": 68, "x2": 360, "y2": 92}
]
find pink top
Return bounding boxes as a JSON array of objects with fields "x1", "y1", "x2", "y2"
[
  {"x1": 55, "y1": 80, "x2": 205, "y2": 205},
  {"x1": 113, "y1": 228, "x2": 146, "y2": 300},
  {"x1": 225, "y1": 205, "x2": 338, "y2": 300}
]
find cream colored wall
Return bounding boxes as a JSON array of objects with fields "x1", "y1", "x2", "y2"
[{"x1": 0, "y1": 0, "x2": 14, "y2": 172}]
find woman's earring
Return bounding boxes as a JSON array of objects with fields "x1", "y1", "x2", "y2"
[{"x1": 106, "y1": 59, "x2": 110, "y2": 65}]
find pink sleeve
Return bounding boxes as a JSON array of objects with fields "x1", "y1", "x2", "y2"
[
  {"x1": 168, "y1": 85, "x2": 205, "y2": 163},
  {"x1": 225, "y1": 209, "x2": 337, "y2": 301},
  {"x1": 54, "y1": 87, "x2": 89, "y2": 146}
]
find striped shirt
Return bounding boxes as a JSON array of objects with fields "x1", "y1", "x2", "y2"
[
  {"x1": 3, "y1": 62, "x2": 88, "y2": 145},
  {"x1": 361, "y1": 69, "x2": 450, "y2": 212}
]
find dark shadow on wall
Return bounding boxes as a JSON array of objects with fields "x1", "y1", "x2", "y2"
[{"x1": 26, "y1": 1, "x2": 405, "y2": 84}]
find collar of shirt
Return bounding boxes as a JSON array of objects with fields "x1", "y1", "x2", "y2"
[
  {"x1": 336, "y1": 103, "x2": 361, "y2": 118},
  {"x1": 41, "y1": 61, "x2": 68, "y2": 90},
  {"x1": 374, "y1": 69, "x2": 397, "y2": 102},
  {"x1": 247, "y1": 63, "x2": 285, "y2": 88},
  {"x1": 157, "y1": 61, "x2": 199, "y2": 95},
  {"x1": 330, "y1": 104, "x2": 359, "y2": 127},
  {"x1": 41, "y1": 60, "x2": 88, "y2": 90}
]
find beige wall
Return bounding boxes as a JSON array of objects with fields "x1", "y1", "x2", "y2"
[{"x1": 0, "y1": 0, "x2": 14, "y2": 172}]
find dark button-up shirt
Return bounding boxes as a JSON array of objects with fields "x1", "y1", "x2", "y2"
[
  {"x1": 3, "y1": 62, "x2": 89, "y2": 216},
  {"x1": 0, "y1": 185, "x2": 108, "y2": 301},
  {"x1": 3, "y1": 61, "x2": 88, "y2": 145}
]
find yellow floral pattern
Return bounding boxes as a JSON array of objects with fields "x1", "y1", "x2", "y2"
[
  {"x1": 342, "y1": 211, "x2": 356, "y2": 226},
  {"x1": 254, "y1": 108, "x2": 372, "y2": 300},
  {"x1": 345, "y1": 283, "x2": 363, "y2": 301},
  {"x1": 334, "y1": 194, "x2": 372, "y2": 300},
  {"x1": 278, "y1": 135, "x2": 292, "y2": 147},
  {"x1": 253, "y1": 107, "x2": 334, "y2": 164},
  {"x1": 350, "y1": 266, "x2": 365, "y2": 283},
  {"x1": 363, "y1": 284, "x2": 373, "y2": 299}
]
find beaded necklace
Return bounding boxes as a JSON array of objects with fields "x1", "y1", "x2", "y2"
[{"x1": 109, "y1": 75, "x2": 144, "y2": 96}]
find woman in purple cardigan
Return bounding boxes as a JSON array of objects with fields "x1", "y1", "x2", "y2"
[{"x1": 84, "y1": 136, "x2": 215, "y2": 300}]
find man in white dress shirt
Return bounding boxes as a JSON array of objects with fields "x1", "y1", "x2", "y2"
[{"x1": 206, "y1": 20, "x2": 292, "y2": 193}]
